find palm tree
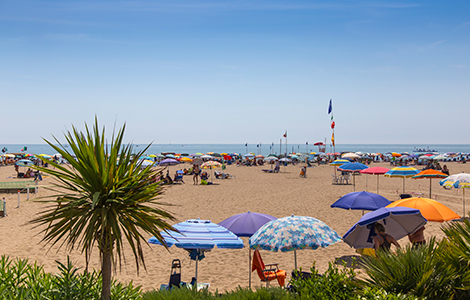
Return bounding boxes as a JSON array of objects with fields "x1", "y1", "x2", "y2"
[{"x1": 30, "y1": 119, "x2": 176, "y2": 300}]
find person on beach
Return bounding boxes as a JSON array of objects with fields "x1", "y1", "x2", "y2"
[
  {"x1": 442, "y1": 165, "x2": 449, "y2": 175},
  {"x1": 193, "y1": 164, "x2": 200, "y2": 185},
  {"x1": 408, "y1": 226, "x2": 425, "y2": 248},
  {"x1": 373, "y1": 223, "x2": 401, "y2": 252}
]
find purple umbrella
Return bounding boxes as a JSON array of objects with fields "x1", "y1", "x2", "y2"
[
  {"x1": 159, "y1": 158, "x2": 179, "y2": 166},
  {"x1": 331, "y1": 191, "x2": 391, "y2": 211},
  {"x1": 219, "y1": 211, "x2": 277, "y2": 288}
]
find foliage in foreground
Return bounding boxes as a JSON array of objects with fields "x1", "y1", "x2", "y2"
[
  {"x1": 30, "y1": 118, "x2": 175, "y2": 299},
  {"x1": 142, "y1": 262, "x2": 416, "y2": 300},
  {"x1": 0, "y1": 255, "x2": 141, "y2": 300},
  {"x1": 362, "y1": 219, "x2": 470, "y2": 300}
]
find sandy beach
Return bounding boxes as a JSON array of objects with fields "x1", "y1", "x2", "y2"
[{"x1": 0, "y1": 161, "x2": 468, "y2": 292}]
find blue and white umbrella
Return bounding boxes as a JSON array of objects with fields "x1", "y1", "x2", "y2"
[
  {"x1": 15, "y1": 159, "x2": 34, "y2": 167},
  {"x1": 343, "y1": 207, "x2": 427, "y2": 249},
  {"x1": 149, "y1": 218, "x2": 244, "y2": 280},
  {"x1": 440, "y1": 172, "x2": 470, "y2": 216},
  {"x1": 250, "y1": 215, "x2": 341, "y2": 269},
  {"x1": 338, "y1": 162, "x2": 369, "y2": 191}
]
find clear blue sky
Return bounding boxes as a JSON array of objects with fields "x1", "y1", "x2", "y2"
[{"x1": 1, "y1": 1, "x2": 469, "y2": 145}]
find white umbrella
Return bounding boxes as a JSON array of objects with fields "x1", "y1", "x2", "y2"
[{"x1": 342, "y1": 153, "x2": 359, "y2": 159}]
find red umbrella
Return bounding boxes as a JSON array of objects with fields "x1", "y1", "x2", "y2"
[
  {"x1": 314, "y1": 142, "x2": 324, "y2": 146},
  {"x1": 223, "y1": 155, "x2": 232, "y2": 160},
  {"x1": 360, "y1": 167, "x2": 390, "y2": 194}
]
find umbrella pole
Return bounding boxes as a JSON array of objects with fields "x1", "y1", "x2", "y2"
[
  {"x1": 365, "y1": 175, "x2": 368, "y2": 192},
  {"x1": 195, "y1": 258, "x2": 198, "y2": 284},
  {"x1": 403, "y1": 177, "x2": 406, "y2": 194},
  {"x1": 377, "y1": 175, "x2": 379, "y2": 194},
  {"x1": 294, "y1": 249, "x2": 297, "y2": 270},
  {"x1": 429, "y1": 178, "x2": 432, "y2": 199},
  {"x1": 249, "y1": 247, "x2": 252, "y2": 289},
  {"x1": 464, "y1": 189, "x2": 466, "y2": 218},
  {"x1": 353, "y1": 174, "x2": 356, "y2": 192}
]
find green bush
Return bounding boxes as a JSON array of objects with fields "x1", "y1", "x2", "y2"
[
  {"x1": 0, "y1": 255, "x2": 141, "y2": 300},
  {"x1": 142, "y1": 286, "x2": 294, "y2": 300}
]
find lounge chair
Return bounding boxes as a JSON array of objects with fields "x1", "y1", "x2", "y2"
[
  {"x1": 331, "y1": 174, "x2": 339, "y2": 184},
  {"x1": 160, "y1": 259, "x2": 182, "y2": 290},
  {"x1": 173, "y1": 170, "x2": 185, "y2": 184},
  {"x1": 252, "y1": 250, "x2": 286, "y2": 287}
]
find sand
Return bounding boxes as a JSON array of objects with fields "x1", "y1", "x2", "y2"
[{"x1": 0, "y1": 161, "x2": 468, "y2": 292}]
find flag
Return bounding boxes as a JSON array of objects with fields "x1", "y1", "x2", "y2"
[
  {"x1": 306, "y1": 141, "x2": 308, "y2": 145},
  {"x1": 257, "y1": 144, "x2": 259, "y2": 148},
  {"x1": 245, "y1": 143, "x2": 247, "y2": 147},
  {"x1": 283, "y1": 131, "x2": 287, "y2": 138},
  {"x1": 331, "y1": 132, "x2": 335, "y2": 146},
  {"x1": 328, "y1": 99, "x2": 332, "y2": 114},
  {"x1": 21, "y1": 146, "x2": 27, "y2": 151},
  {"x1": 331, "y1": 121, "x2": 335, "y2": 129}
]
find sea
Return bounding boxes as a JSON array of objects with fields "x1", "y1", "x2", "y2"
[{"x1": 2, "y1": 144, "x2": 470, "y2": 156}]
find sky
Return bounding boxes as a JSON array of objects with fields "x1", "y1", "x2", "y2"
[{"x1": 1, "y1": 1, "x2": 469, "y2": 145}]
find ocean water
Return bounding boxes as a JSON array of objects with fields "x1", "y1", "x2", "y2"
[{"x1": 2, "y1": 144, "x2": 470, "y2": 156}]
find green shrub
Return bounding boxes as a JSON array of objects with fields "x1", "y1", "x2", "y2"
[
  {"x1": 361, "y1": 238, "x2": 459, "y2": 300},
  {"x1": 0, "y1": 255, "x2": 141, "y2": 300}
]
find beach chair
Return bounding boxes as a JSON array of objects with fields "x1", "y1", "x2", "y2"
[
  {"x1": 160, "y1": 259, "x2": 183, "y2": 290},
  {"x1": 341, "y1": 173, "x2": 351, "y2": 185},
  {"x1": 331, "y1": 174, "x2": 339, "y2": 185},
  {"x1": 252, "y1": 250, "x2": 286, "y2": 287},
  {"x1": 173, "y1": 170, "x2": 185, "y2": 184}
]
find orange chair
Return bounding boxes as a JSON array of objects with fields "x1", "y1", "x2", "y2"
[{"x1": 251, "y1": 250, "x2": 286, "y2": 287}]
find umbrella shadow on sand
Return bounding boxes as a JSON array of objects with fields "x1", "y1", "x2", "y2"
[{"x1": 334, "y1": 255, "x2": 364, "y2": 269}]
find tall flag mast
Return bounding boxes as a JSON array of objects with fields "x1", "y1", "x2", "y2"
[{"x1": 328, "y1": 99, "x2": 336, "y2": 156}]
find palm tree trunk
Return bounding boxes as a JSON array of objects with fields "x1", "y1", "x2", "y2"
[{"x1": 101, "y1": 248, "x2": 112, "y2": 300}]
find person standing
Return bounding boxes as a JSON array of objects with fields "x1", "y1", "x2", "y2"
[
  {"x1": 373, "y1": 223, "x2": 401, "y2": 252},
  {"x1": 193, "y1": 164, "x2": 200, "y2": 185}
]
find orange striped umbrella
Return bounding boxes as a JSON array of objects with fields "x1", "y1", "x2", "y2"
[
  {"x1": 412, "y1": 169, "x2": 448, "y2": 198},
  {"x1": 386, "y1": 197, "x2": 460, "y2": 222}
]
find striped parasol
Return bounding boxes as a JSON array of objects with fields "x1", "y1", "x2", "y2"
[
  {"x1": 440, "y1": 173, "x2": 470, "y2": 216},
  {"x1": 384, "y1": 166, "x2": 420, "y2": 193},
  {"x1": 412, "y1": 169, "x2": 448, "y2": 198}
]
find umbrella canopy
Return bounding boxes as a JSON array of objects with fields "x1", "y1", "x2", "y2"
[
  {"x1": 343, "y1": 207, "x2": 427, "y2": 249},
  {"x1": 15, "y1": 159, "x2": 34, "y2": 167},
  {"x1": 279, "y1": 158, "x2": 292, "y2": 162},
  {"x1": 360, "y1": 166, "x2": 390, "y2": 193},
  {"x1": 331, "y1": 191, "x2": 391, "y2": 211},
  {"x1": 148, "y1": 218, "x2": 244, "y2": 281},
  {"x1": 342, "y1": 153, "x2": 359, "y2": 159},
  {"x1": 250, "y1": 215, "x2": 341, "y2": 269},
  {"x1": 140, "y1": 159, "x2": 156, "y2": 167},
  {"x1": 338, "y1": 162, "x2": 368, "y2": 172},
  {"x1": 412, "y1": 169, "x2": 448, "y2": 198},
  {"x1": 384, "y1": 166, "x2": 420, "y2": 193},
  {"x1": 159, "y1": 158, "x2": 179, "y2": 166},
  {"x1": 440, "y1": 173, "x2": 470, "y2": 216},
  {"x1": 330, "y1": 159, "x2": 350, "y2": 166},
  {"x1": 386, "y1": 197, "x2": 460, "y2": 222},
  {"x1": 201, "y1": 161, "x2": 222, "y2": 169}
]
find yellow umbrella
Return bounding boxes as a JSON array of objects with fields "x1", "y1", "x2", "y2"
[{"x1": 179, "y1": 157, "x2": 193, "y2": 162}]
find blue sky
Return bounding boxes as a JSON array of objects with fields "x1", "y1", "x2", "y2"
[{"x1": 1, "y1": 1, "x2": 469, "y2": 145}]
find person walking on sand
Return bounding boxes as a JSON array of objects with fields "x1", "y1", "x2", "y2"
[
  {"x1": 373, "y1": 223, "x2": 401, "y2": 252},
  {"x1": 193, "y1": 164, "x2": 200, "y2": 185}
]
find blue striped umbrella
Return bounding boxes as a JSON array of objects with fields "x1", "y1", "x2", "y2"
[
  {"x1": 249, "y1": 215, "x2": 340, "y2": 269},
  {"x1": 384, "y1": 166, "x2": 420, "y2": 193},
  {"x1": 149, "y1": 218, "x2": 244, "y2": 281},
  {"x1": 440, "y1": 173, "x2": 470, "y2": 216}
]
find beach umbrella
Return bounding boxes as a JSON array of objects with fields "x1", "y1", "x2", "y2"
[
  {"x1": 179, "y1": 157, "x2": 193, "y2": 163},
  {"x1": 15, "y1": 159, "x2": 34, "y2": 167},
  {"x1": 331, "y1": 191, "x2": 391, "y2": 211},
  {"x1": 338, "y1": 163, "x2": 369, "y2": 192},
  {"x1": 192, "y1": 158, "x2": 203, "y2": 165},
  {"x1": 384, "y1": 166, "x2": 420, "y2": 194},
  {"x1": 386, "y1": 197, "x2": 460, "y2": 222},
  {"x1": 343, "y1": 207, "x2": 427, "y2": 249},
  {"x1": 201, "y1": 161, "x2": 222, "y2": 183},
  {"x1": 250, "y1": 215, "x2": 341, "y2": 270},
  {"x1": 140, "y1": 159, "x2": 156, "y2": 168},
  {"x1": 360, "y1": 166, "x2": 390, "y2": 193},
  {"x1": 148, "y1": 219, "x2": 244, "y2": 282},
  {"x1": 243, "y1": 154, "x2": 254, "y2": 158},
  {"x1": 342, "y1": 153, "x2": 359, "y2": 159},
  {"x1": 201, "y1": 154, "x2": 214, "y2": 160},
  {"x1": 330, "y1": 159, "x2": 350, "y2": 166},
  {"x1": 159, "y1": 158, "x2": 179, "y2": 166},
  {"x1": 219, "y1": 211, "x2": 277, "y2": 288},
  {"x1": 440, "y1": 173, "x2": 470, "y2": 216},
  {"x1": 412, "y1": 169, "x2": 448, "y2": 198}
]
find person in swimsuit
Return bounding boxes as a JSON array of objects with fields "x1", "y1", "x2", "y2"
[
  {"x1": 193, "y1": 164, "x2": 200, "y2": 185},
  {"x1": 373, "y1": 223, "x2": 401, "y2": 252}
]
